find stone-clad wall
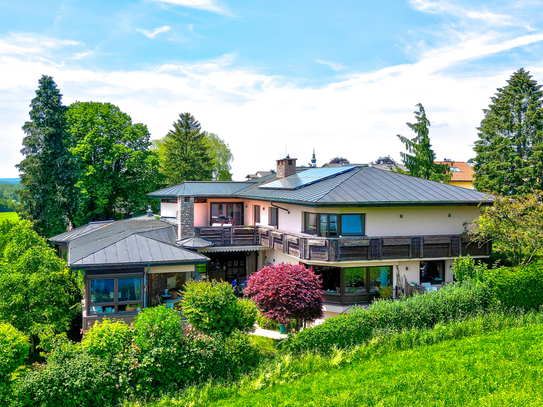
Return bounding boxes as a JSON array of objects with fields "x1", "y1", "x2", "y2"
[{"x1": 177, "y1": 197, "x2": 195, "y2": 239}]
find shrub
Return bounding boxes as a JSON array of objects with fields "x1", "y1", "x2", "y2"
[
  {"x1": 485, "y1": 262, "x2": 543, "y2": 310},
  {"x1": 80, "y1": 318, "x2": 132, "y2": 359},
  {"x1": 0, "y1": 323, "x2": 29, "y2": 403},
  {"x1": 256, "y1": 312, "x2": 296, "y2": 331},
  {"x1": 129, "y1": 315, "x2": 262, "y2": 397},
  {"x1": 181, "y1": 280, "x2": 257, "y2": 336},
  {"x1": 284, "y1": 281, "x2": 491, "y2": 354},
  {"x1": 15, "y1": 352, "x2": 125, "y2": 407},
  {"x1": 246, "y1": 263, "x2": 324, "y2": 326},
  {"x1": 133, "y1": 305, "x2": 184, "y2": 352},
  {"x1": 452, "y1": 255, "x2": 488, "y2": 283}
]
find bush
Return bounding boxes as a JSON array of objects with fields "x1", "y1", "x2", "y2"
[
  {"x1": 256, "y1": 312, "x2": 296, "y2": 331},
  {"x1": 133, "y1": 305, "x2": 184, "y2": 352},
  {"x1": 80, "y1": 318, "x2": 132, "y2": 360},
  {"x1": 452, "y1": 255, "x2": 488, "y2": 283},
  {"x1": 246, "y1": 263, "x2": 324, "y2": 326},
  {"x1": 129, "y1": 316, "x2": 262, "y2": 397},
  {"x1": 284, "y1": 281, "x2": 492, "y2": 354},
  {"x1": 181, "y1": 280, "x2": 257, "y2": 336},
  {"x1": 485, "y1": 262, "x2": 543, "y2": 310},
  {"x1": 15, "y1": 352, "x2": 125, "y2": 407},
  {"x1": 0, "y1": 323, "x2": 29, "y2": 403}
]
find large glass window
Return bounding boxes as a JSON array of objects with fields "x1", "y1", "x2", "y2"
[
  {"x1": 344, "y1": 268, "x2": 366, "y2": 294},
  {"x1": 303, "y1": 212, "x2": 317, "y2": 234},
  {"x1": 148, "y1": 271, "x2": 193, "y2": 307},
  {"x1": 420, "y1": 261, "x2": 445, "y2": 284},
  {"x1": 311, "y1": 266, "x2": 340, "y2": 294},
  {"x1": 369, "y1": 267, "x2": 391, "y2": 294},
  {"x1": 88, "y1": 276, "x2": 142, "y2": 315},
  {"x1": 341, "y1": 214, "x2": 365, "y2": 235},
  {"x1": 318, "y1": 214, "x2": 338, "y2": 237},
  {"x1": 210, "y1": 203, "x2": 244, "y2": 226}
]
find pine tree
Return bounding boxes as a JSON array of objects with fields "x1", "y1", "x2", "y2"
[
  {"x1": 394, "y1": 104, "x2": 450, "y2": 182},
  {"x1": 16, "y1": 76, "x2": 79, "y2": 237},
  {"x1": 474, "y1": 68, "x2": 543, "y2": 195},
  {"x1": 163, "y1": 113, "x2": 213, "y2": 185}
]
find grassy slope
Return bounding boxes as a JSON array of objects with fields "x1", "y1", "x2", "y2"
[
  {"x1": 209, "y1": 325, "x2": 543, "y2": 407},
  {"x1": 0, "y1": 213, "x2": 18, "y2": 221}
]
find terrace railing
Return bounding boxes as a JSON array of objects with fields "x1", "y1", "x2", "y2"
[{"x1": 194, "y1": 225, "x2": 490, "y2": 262}]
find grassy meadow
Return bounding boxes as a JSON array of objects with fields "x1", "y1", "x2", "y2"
[
  {"x1": 133, "y1": 316, "x2": 543, "y2": 407},
  {"x1": 0, "y1": 212, "x2": 18, "y2": 221}
]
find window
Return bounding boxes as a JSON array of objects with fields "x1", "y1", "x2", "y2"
[
  {"x1": 318, "y1": 214, "x2": 338, "y2": 237},
  {"x1": 345, "y1": 266, "x2": 392, "y2": 295},
  {"x1": 254, "y1": 205, "x2": 261, "y2": 224},
  {"x1": 303, "y1": 212, "x2": 317, "y2": 234},
  {"x1": 88, "y1": 275, "x2": 142, "y2": 315},
  {"x1": 161, "y1": 198, "x2": 177, "y2": 203},
  {"x1": 148, "y1": 271, "x2": 192, "y2": 307},
  {"x1": 269, "y1": 207, "x2": 278, "y2": 227},
  {"x1": 210, "y1": 203, "x2": 244, "y2": 225},
  {"x1": 308, "y1": 213, "x2": 365, "y2": 237},
  {"x1": 450, "y1": 167, "x2": 462, "y2": 173},
  {"x1": 420, "y1": 261, "x2": 445, "y2": 284},
  {"x1": 340, "y1": 214, "x2": 365, "y2": 235}
]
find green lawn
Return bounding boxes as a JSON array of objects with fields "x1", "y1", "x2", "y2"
[
  {"x1": 0, "y1": 212, "x2": 18, "y2": 221},
  {"x1": 183, "y1": 325, "x2": 543, "y2": 407}
]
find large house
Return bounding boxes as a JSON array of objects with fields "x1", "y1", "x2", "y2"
[{"x1": 51, "y1": 156, "x2": 491, "y2": 327}]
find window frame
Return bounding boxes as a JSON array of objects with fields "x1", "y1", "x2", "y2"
[
  {"x1": 307, "y1": 213, "x2": 366, "y2": 237},
  {"x1": 303, "y1": 212, "x2": 317, "y2": 235},
  {"x1": 209, "y1": 202, "x2": 244, "y2": 226},
  {"x1": 253, "y1": 205, "x2": 261, "y2": 224},
  {"x1": 339, "y1": 214, "x2": 366, "y2": 236},
  {"x1": 87, "y1": 274, "x2": 143, "y2": 315},
  {"x1": 269, "y1": 207, "x2": 278, "y2": 227}
]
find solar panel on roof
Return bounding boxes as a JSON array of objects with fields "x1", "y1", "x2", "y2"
[{"x1": 259, "y1": 166, "x2": 356, "y2": 190}]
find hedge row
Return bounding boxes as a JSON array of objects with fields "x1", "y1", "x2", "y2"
[{"x1": 284, "y1": 281, "x2": 492, "y2": 354}]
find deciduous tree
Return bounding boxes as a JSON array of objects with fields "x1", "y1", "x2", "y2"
[
  {"x1": 0, "y1": 220, "x2": 82, "y2": 349},
  {"x1": 394, "y1": 104, "x2": 450, "y2": 183},
  {"x1": 67, "y1": 102, "x2": 162, "y2": 223},
  {"x1": 468, "y1": 192, "x2": 543, "y2": 266},
  {"x1": 245, "y1": 263, "x2": 324, "y2": 327},
  {"x1": 203, "y1": 132, "x2": 233, "y2": 181},
  {"x1": 16, "y1": 76, "x2": 79, "y2": 237},
  {"x1": 474, "y1": 68, "x2": 543, "y2": 195}
]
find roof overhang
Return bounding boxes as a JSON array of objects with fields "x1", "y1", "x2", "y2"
[{"x1": 198, "y1": 245, "x2": 270, "y2": 253}]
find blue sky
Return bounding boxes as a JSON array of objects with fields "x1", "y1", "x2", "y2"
[{"x1": 1, "y1": 0, "x2": 543, "y2": 179}]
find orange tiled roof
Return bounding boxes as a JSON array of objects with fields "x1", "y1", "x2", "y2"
[{"x1": 434, "y1": 161, "x2": 475, "y2": 182}]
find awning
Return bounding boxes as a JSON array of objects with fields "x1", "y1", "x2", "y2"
[{"x1": 198, "y1": 245, "x2": 270, "y2": 253}]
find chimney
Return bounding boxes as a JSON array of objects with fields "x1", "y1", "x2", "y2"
[{"x1": 276, "y1": 155, "x2": 297, "y2": 179}]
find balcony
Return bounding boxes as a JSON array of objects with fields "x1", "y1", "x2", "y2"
[{"x1": 194, "y1": 226, "x2": 490, "y2": 262}]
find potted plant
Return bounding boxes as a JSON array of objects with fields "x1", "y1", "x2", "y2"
[{"x1": 125, "y1": 304, "x2": 137, "y2": 312}]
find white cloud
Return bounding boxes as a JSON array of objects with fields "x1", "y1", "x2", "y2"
[
  {"x1": 410, "y1": 0, "x2": 514, "y2": 26},
  {"x1": 150, "y1": 0, "x2": 233, "y2": 16},
  {"x1": 136, "y1": 25, "x2": 171, "y2": 39},
  {"x1": 2, "y1": 23, "x2": 543, "y2": 180},
  {"x1": 315, "y1": 60, "x2": 346, "y2": 72}
]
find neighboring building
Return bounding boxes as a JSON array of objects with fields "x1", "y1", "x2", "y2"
[
  {"x1": 435, "y1": 160, "x2": 475, "y2": 190},
  {"x1": 150, "y1": 156, "x2": 491, "y2": 317}
]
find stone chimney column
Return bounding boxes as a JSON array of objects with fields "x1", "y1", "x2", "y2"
[
  {"x1": 177, "y1": 196, "x2": 195, "y2": 239},
  {"x1": 276, "y1": 155, "x2": 297, "y2": 179}
]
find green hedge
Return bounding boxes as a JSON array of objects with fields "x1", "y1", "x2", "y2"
[
  {"x1": 284, "y1": 281, "x2": 492, "y2": 354},
  {"x1": 485, "y1": 262, "x2": 543, "y2": 310},
  {"x1": 0, "y1": 323, "x2": 29, "y2": 404}
]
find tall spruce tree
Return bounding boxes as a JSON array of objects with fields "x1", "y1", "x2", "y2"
[
  {"x1": 16, "y1": 76, "x2": 79, "y2": 237},
  {"x1": 163, "y1": 113, "x2": 213, "y2": 185},
  {"x1": 393, "y1": 104, "x2": 450, "y2": 182},
  {"x1": 474, "y1": 68, "x2": 543, "y2": 195}
]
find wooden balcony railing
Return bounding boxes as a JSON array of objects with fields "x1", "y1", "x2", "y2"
[{"x1": 194, "y1": 226, "x2": 490, "y2": 262}]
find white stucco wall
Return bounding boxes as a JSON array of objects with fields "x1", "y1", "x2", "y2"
[{"x1": 160, "y1": 202, "x2": 177, "y2": 218}]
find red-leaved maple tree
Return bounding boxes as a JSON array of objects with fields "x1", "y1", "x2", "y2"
[{"x1": 245, "y1": 263, "x2": 324, "y2": 326}]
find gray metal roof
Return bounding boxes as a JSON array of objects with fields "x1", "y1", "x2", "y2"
[
  {"x1": 148, "y1": 181, "x2": 256, "y2": 198},
  {"x1": 59, "y1": 218, "x2": 207, "y2": 268},
  {"x1": 238, "y1": 167, "x2": 490, "y2": 206},
  {"x1": 49, "y1": 220, "x2": 114, "y2": 243},
  {"x1": 177, "y1": 236, "x2": 214, "y2": 248},
  {"x1": 147, "y1": 166, "x2": 491, "y2": 207}
]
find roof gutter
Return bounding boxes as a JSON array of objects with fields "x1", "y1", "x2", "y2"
[{"x1": 270, "y1": 202, "x2": 290, "y2": 214}]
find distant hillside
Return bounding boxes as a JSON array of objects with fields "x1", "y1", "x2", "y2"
[{"x1": 0, "y1": 178, "x2": 19, "y2": 184}]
